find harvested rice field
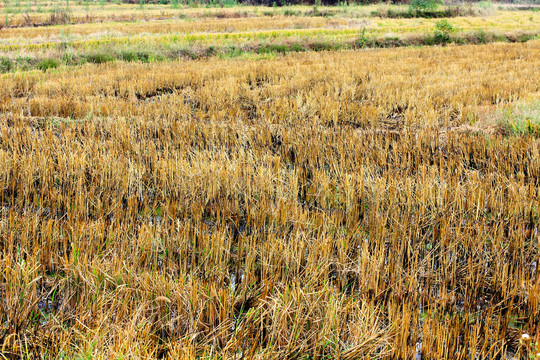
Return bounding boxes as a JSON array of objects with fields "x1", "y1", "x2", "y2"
[{"x1": 1, "y1": 0, "x2": 540, "y2": 359}]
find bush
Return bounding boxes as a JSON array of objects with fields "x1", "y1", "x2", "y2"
[
  {"x1": 355, "y1": 27, "x2": 371, "y2": 48},
  {"x1": 37, "y1": 58, "x2": 61, "y2": 72},
  {"x1": 434, "y1": 19, "x2": 455, "y2": 44}
]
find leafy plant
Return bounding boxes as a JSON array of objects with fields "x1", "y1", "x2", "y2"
[
  {"x1": 355, "y1": 27, "x2": 371, "y2": 48},
  {"x1": 434, "y1": 19, "x2": 455, "y2": 43}
]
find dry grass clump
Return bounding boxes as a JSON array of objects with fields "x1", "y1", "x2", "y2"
[{"x1": 0, "y1": 41, "x2": 540, "y2": 359}]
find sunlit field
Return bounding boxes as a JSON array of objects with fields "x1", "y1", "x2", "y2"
[
  {"x1": 1, "y1": 1, "x2": 539, "y2": 70},
  {"x1": 1, "y1": 0, "x2": 540, "y2": 359}
]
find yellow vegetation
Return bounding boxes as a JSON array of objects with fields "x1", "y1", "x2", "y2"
[{"x1": 1, "y1": 10, "x2": 540, "y2": 360}]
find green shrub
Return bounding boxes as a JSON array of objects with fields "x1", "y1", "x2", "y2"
[
  {"x1": 355, "y1": 27, "x2": 371, "y2": 48},
  {"x1": 37, "y1": 58, "x2": 61, "y2": 72},
  {"x1": 434, "y1": 19, "x2": 455, "y2": 44}
]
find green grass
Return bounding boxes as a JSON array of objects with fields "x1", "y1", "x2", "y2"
[
  {"x1": 502, "y1": 101, "x2": 540, "y2": 136},
  {"x1": 37, "y1": 57, "x2": 61, "y2": 71},
  {"x1": 84, "y1": 51, "x2": 115, "y2": 64},
  {"x1": 0, "y1": 57, "x2": 12, "y2": 73}
]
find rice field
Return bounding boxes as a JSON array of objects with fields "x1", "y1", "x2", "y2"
[
  {"x1": 1, "y1": 1, "x2": 540, "y2": 359},
  {"x1": 0, "y1": 2, "x2": 539, "y2": 72}
]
